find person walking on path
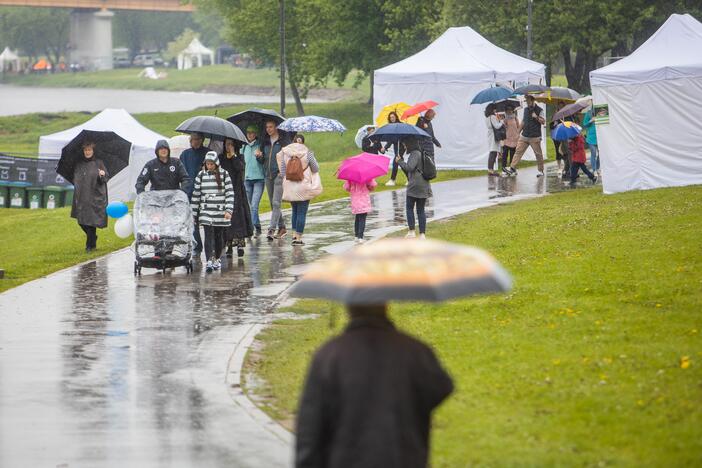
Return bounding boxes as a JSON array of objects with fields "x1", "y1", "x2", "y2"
[
  {"x1": 260, "y1": 119, "x2": 289, "y2": 240},
  {"x1": 241, "y1": 125, "x2": 265, "y2": 238},
  {"x1": 343, "y1": 178, "x2": 377, "y2": 244},
  {"x1": 135, "y1": 140, "x2": 190, "y2": 194},
  {"x1": 582, "y1": 109, "x2": 599, "y2": 175},
  {"x1": 568, "y1": 134, "x2": 597, "y2": 185},
  {"x1": 180, "y1": 133, "x2": 210, "y2": 257},
  {"x1": 71, "y1": 141, "x2": 108, "y2": 252},
  {"x1": 191, "y1": 151, "x2": 234, "y2": 273},
  {"x1": 296, "y1": 303, "x2": 453, "y2": 468},
  {"x1": 503, "y1": 94, "x2": 545, "y2": 177},
  {"x1": 219, "y1": 138, "x2": 254, "y2": 258},
  {"x1": 485, "y1": 104, "x2": 504, "y2": 176},
  {"x1": 384, "y1": 112, "x2": 407, "y2": 186},
  {"x1": 278, "y1": 142, "x2": 322, "y2": 246},
  {"x1": 501, "y1": 105, "x2": 520, "y2": 170},
  {"x1": 397, "y1": 137, "x2": 432, "y2": 239}
]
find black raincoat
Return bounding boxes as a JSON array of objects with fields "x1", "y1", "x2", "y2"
[
  {"x1": 296, "y1": 315, "x2": 454, "y2": 468},
  {"x1": 71, "y1": 157, "x2": 109, "y2": 228},
  {"x1": 219, "y1": 152, "x2": 254, "y2": 241}
]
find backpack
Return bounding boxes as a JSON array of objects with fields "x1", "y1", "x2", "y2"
[
  {"x1": 491, "y1": 119, "x2": 507, "y2": 142},
  {"x1": 420, "y1": 150, "x2": 437, "y2": 181},
  {"x1": 286, "y1": 155, "x2": 305, "y2": 182}
]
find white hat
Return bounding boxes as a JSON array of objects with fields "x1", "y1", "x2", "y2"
[{"x1": 204, "y1": 151, "x2": 219, "y2": 165}]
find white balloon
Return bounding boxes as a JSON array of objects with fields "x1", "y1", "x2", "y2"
[{"x1": 114, "y1": 213, "x2": 134, "y2": 239}]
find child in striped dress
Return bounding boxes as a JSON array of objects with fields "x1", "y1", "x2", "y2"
[{"x1": 191, "y1": 152, "x2": 235, "y2": 272}]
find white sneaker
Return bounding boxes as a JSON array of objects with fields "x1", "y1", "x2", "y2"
[
  {"x1": 385, "y1": 179, "x2": 396, "y2": 186},
  {"x1": 536, "y1": 171, "x2": 545, "y2": 177},
  {"x1": 419, "y1": 233, "x2": 426, "y2": 240},
  {"x1": 405, "y1": 230, "x2": 416, "y2": 238},
  {"x1": 556, "y1": 171, "x2": 562, "y2": 178},
  {"x1": 358, "y1": 238, "x2": 365, "y2": 244},
  {"x1": 213, "y1": 259, "x2": 221, "y2": 270},
  {"x1": 354, "y1": 238, "x2": 361, "y2": 244},
  {"x1": 205, "y1": 260, "x2": 213, "y2": 273}
]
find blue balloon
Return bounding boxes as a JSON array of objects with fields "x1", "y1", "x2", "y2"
[{"x1": 106, "y1": 201, "x2": 129, "y2": 219}]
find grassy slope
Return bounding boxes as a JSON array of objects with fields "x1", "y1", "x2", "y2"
[
  {"x1": 246, "y1": 185, "x2": 702, "y2": 466},
  {"x1": 1, "y1": 65, "x2": 368, "y2": 97}
]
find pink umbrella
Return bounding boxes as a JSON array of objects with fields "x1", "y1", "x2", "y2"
[{"x1": 337, "y1": 152, "x2": 390, "y2": 183}]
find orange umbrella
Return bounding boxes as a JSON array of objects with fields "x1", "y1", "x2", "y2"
[
  {"x1": 289, "y1": 239, "x2": 512, "y2": 304},
  {"x1": 401, "y1": 100, "x2": 439, "y2": 120}
]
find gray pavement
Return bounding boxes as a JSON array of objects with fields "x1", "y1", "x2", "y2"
[
  {"x1": 0, "y1": 85, "x2": 325, "y2": 116},
  {"x1": 0, "y1": 166, "x2": 555, "y2": 467}
]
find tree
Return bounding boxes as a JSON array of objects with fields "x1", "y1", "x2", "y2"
[
  {"x1": 163, "y1": 28, "x2": 198, "y2": 62},
  {"x1": 0, "y1": 7, "x2": 70, "y2": 65}
]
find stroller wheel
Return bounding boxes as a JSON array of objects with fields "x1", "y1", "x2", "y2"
[{"x1": 133, "y1": 261, "x2": 139, "y2": 276}]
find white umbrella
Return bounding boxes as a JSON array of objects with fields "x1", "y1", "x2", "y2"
[
  {"x1": 576, "y1": 95, "x2": 593, "y2": 106},
  {"x1": 354, "y1": 124, "x2": 375, "y2": 149},
  {"x1": 168, "y1": 134, "x2": 191, "y2": 159}
]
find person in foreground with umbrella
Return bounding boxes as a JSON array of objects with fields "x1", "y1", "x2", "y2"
[
  {"x1": 397, "y1": 137, "x2": 432, "y2": 239},
  {"x1": 180, "y1": 133, "x2": 210, "y2": 257},
  {"x1": 343, "y1": 176, "x2": 378, "y2": 244},
  {"x1": 503, "y1": 94, "x2": 546, "y2": 177},
  {"x1": 71, "y1": 141, "x2": 108, "y2": 252},
  {"x1": 135, "y1": 140, "x2": 190, "y2": 194},
  {"x1": 219, "y1": 138, "x2": 254, "y2": 258},
  {"x1": 241, "y1": 125, "x2": 265, "y2": 238},
  {"x1": 291, "y1": 240, "x2": 513, "y2": 468},
  {"x1": 191, "y1": 152, "x2": 234, "y2": 272}
]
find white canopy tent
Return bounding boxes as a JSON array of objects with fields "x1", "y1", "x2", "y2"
[
  {"x1": 590, "y1": 13, "x2": 702, "y2": 194},
  {"x1": 0, "y1": 47, "x2": 21, "y2": 72},
  {"x1": 374, "y1": 27, "x2": 546, "y2": 169},
  {"x1": 177, "y1": 38, "x2": 214, "y2": 70},
  {"x1": 39, "y1": 108, "x2": 166, "y2": 202}
]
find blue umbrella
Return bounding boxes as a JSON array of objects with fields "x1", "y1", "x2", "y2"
[
  {"x1": 277, "y1": 115, "x2": 346, "y2": 133},
  {"x1": 551, "y1": 122, "x2": 582, "y2": 141},
  {"x1": 367, "y1": 123, "x2": 431, "y2": 143},
  {"x1": 470, "y1": 86, "x2": 514, "y2": 105}
]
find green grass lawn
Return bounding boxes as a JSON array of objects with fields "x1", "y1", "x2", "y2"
[
  {"x1": 245, "y1": 185, "x2": 702, "y2": 466},
  {"x1": 1, "y1": 65, "x2": 369, "y2": 99}
]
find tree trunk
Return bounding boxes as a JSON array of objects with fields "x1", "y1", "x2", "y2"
[
  {"x1": 368, "y1": 72, "x2": 374, "y2": 106},
  {"x1": 288, "y1": 75, "x2": 305, "y2": 116},
  {"x1": 544, "y1": 62, "x2": 552, "y2": 86},
  {"x1": 562, "y1": 47, "x2": 596, "y2": 93}
]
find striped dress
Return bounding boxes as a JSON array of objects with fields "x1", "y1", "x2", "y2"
[{"x1": 191, "y1": 168, "x2": 235, "y2": 227}]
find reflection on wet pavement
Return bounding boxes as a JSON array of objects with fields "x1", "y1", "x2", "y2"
[{"x1": 0, "y1": 165, "x2": 573, "y2": 467}]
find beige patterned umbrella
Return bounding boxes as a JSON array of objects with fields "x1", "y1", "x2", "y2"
[{"x1": 288, "y1": 239, "x2": 512, "y2": 304}]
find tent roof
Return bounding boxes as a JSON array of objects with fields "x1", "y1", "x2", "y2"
[
  {"x1": 39, "y1": 108, "x2": 166, "y2": 158},
  {"x1": 375, "y1": 26, "x2": 545, "y2": 85},
  {"x1": 0, "y1": 47, "x2": 19, "y2": 61},
  {"x1": 179, "y1": 37, "x2": 213, "y2": 56},
  {"x1": 591, "y1": 14, "x2": 702, "y2": 87}
]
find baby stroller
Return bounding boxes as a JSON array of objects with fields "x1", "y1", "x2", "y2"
[{"x1": 132, "y1": 189, "x2": 194, "y2": 275}]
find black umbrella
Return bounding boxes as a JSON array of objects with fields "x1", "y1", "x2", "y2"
[
  {"x1": 367, "y1": 123, "x2": 431, "y2": 144},
  {"x1": 513, "y1": 84, "x2": 549, "y2": 95},
  {"x1": 176, "y1": 115, "x2": 246, "y2": 142},
  {"x1": 57, "y1": 130, "x2": 131, "y2": 184},
  {"x1": 227, "y1": 108, "x2": 285, "y2": 132},
  {"x1": 494, "y1": 99, "x2": 521, "y2": 112}
]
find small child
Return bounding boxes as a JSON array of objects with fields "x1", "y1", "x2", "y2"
[
  {"x1": 343, "y1": 178, "x2": 377, "y2": 243},
  {"x1": 568, "y1": 134, "x2": 597, "y2": 185}
]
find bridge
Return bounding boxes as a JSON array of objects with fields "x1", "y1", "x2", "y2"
[
  {"x1": 0, "y1": 0, "x2": 195, "y2": 70},
  {"x1": 0, "y1": 0, "x2": 193, "y2": 12}
]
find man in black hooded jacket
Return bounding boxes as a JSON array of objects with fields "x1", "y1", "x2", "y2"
[{"x1": 135, "y1": 140, "x2": 191, "y2": 194}]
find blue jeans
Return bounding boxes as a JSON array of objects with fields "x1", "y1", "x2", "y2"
[
  {"x1": 291, "y1": 200, "x2": 310, "y2": 234},
  {"x1": 588, "y1": 143, "x2": 599, "y2": 171},
  {"x1": 244, "y1": 179, "x2": 265, "y2": 229},
  {"x1": 406, "y1": 196, "x2": 427, "y2": 234}
]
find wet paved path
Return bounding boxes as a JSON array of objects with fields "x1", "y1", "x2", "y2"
[{"x1": 0, "y1": 166, "x2": 560, "y2": 467}]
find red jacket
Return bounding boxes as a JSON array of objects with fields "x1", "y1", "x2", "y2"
[{"x1": 569, "y1": 135, "x2": 587, "y2": 164}]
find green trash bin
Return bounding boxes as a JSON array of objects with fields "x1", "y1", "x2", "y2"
[
  {"x1": 8, "y1": 182, "x2": 31, "y2": 208},
  {"x1": 63, "y1": 185, "x2": 75, "y2": 207},
  {"x1": 43, "y1": 186, "x2": 64, "y2": 209},
  {"x1": 0, "y1": 181, "x2": 10, "y2": 208},
  {"x1": 26, "y1": 186, "x2": 44, "y2": 209}
]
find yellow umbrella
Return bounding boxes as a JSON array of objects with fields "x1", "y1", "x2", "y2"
[{"x1": 375, "y1": 102, "x2": 420, "y2": 127}]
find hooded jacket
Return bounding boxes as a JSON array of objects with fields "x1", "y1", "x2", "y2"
[
  {"x1": 191, "y1": 152, "x2": 235, "y2": 227},
  {"x1": 135, "y1": 140, "x2": 191, "y2": 194}
]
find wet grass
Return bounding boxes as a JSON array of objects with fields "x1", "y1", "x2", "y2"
[
  {"x1": 1, "y1": 65, "x2": 369, "y2": 100},
  {"x1": 245, "y1": 185, "x2": 702, "y2": 466}
]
